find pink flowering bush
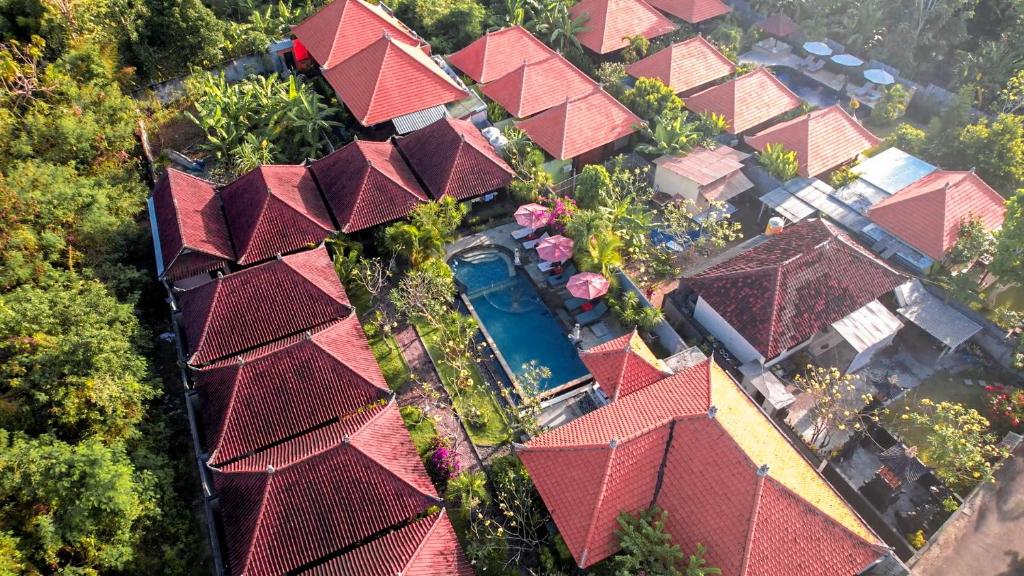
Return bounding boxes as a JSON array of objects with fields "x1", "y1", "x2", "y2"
[
  {"x1": 542, "y1": 196, "x2": 577, "y2": 234},
  {"x1": 426, "y1": 436, "x2": 461, "y2": 488},
  {"x1": 984, "y1": 384, "x2": 1024, "y2": 433}
]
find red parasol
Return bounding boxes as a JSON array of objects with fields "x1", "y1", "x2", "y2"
[
  {"x1": 514, "y1": 203, "x2": 552, "y2": 230},
  {"x1": 536, "y1": 235, "x2": 574, "y2": 262},
  {"x1": 567, "y1": 272, "x2": 610, "y2": 300},
  {"x1": 757, "y1": 13, "x2": 797, "y2": 38}
]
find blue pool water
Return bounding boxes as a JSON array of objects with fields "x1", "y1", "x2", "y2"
[
  {"x1": 451, "y1": 251, "x2": 588, "y2": 391},
  {"x1": 770, "y1": 66, "x2": 843, "y2": 109}
]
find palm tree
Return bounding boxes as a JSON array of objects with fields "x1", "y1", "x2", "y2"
[
  {"x1": 578, "y1": 230, "x2": 623, "y2": 279},
  {"x1": 636, "y1": 111, "x2": 702, "y2": 157},
  {"x1": 281, "y1": 81, "x2": 342, "y2": 159},
  {"x1": 383, "y1": 222, "x2": 444, "y2": 268},
  {"x1": 757, "y1": 143, "x2": 799, "y2": 181},
  {"x1": 447, "y1": 471, "x2": 490, "y2": 513},
  {"x1": 531, "y1": 0, "x2": 588, "y2": 54}
]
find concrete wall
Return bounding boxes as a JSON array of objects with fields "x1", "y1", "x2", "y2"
[
  {"x1": 617, "y1": 271, "x2": 688, "y2": 354},
  {"x1": 694, "y1": 296, "x2": 763, "y2": 364},
  {"x1": 653, "y1": 165, "x2": 701, "y2": 203},
  {"x1": 139, "y1": 53, "x2": 273, "y2": 104}
]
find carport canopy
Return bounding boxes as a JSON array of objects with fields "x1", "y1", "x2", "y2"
[{"x1": 894, "y1": 279, "x2": 982, "y2": 352}]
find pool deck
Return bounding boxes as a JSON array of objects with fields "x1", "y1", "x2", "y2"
[{"x1": 740, "y1": 46, "x2": 892, "y2": 108}]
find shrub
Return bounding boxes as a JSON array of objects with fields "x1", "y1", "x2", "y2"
[
  {"x1": 757, "y1": 143, "x2": 799, "y2": 181},
  {"x1": 870, "y1": 84, "x2": 911, "y2": 126},
  {"x1": 984, "y1": 384, "x2": 1024, "y2": 433},
  {"x1": 621, "y1": 77, "x2": 683, "y2": 121},
  {"x1": 830, "y1": 165, "x2": 858, "y2": 189},
  {"x1": 463, "y1": 404, "x2": 487, "y2": 429},
  {"x1": 426, "y1": 436, "x2": 461, "y2": 488},
  {"x1": 941, "y1": 497, "x2": 960, "y2": 513},
  {"x1": 907, "y1": 530, "x2": 926, "y2": 549},
  {"x1": 885, "y1": 123, "x2": 927, "y2": 155}
]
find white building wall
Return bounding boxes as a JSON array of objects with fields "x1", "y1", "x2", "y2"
[
  {"x1": 654, "y1": 166, "x2": 701, "y2": 203},
  {"x1": 694, "y1": 297, "x2": 764, "y2": 365}
]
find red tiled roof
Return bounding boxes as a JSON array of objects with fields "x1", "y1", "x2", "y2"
[
  {"x1": 220, "y1": 165, "x2": 335, "y2": 266},
  {"x1": 310, "y1": 139, "x2": 427, "y2": 233},
  {"x1": 322, "y1": 34, "x2": 466, "y2": 127},
  {"x1": 685, "y1": 219, "x2": 906, "y2": 359},
  {"x1": 446, "y1": 26, "x2": 553, "y2": 84},
  {"x1": 291, "y1": 0, "x2": 425, "y2": 68},
  {"x1": 195, "y1": 315, "x2": 389, "y2": 466},
  {"x1": 178, "y1": 246, "x2": 351, "y2": 366},
  {"x1": 867, "y1": 171, "x2": 1007, "y2": 260},
  {"x1": 480, "y1": 56, "x2": 595, "y2": 118},
  {"x1": 516, "y1": 90, "x2": 641, "y2": 160},
  {"x1": 570, "y1": 0, "x2": 676, "y2": 55},
  {"x1": 307, "y1": 509, "x2": 474, "y2": 576},
  {"x1": 745, "y1": 105, "x2": 880, "y2": 178},
  {"x1": 581, "y1": 330, "x2": 671, "y2": 401},
  {"x1": 683, "y1": 68, "x2": 801, "y2": 134},
  {"x1": 627, "y1": 36, "x2": 735, "y2": 94},
  {"x1": 395, "y1": 117, "x2": 515, "y2": 200},
  {"x1": 644, "y1": 0, "x2": 731, "y2": 23},
  {"x1": 212, "y1": 402, "x2": 440, "y2": 575},
  {"x1": 654, "y1": 145, "x2": 748, "y2": 185},
  {"x1": 152, "y1": 168, "x2": 234, "y2": 281},
  {"x1": 519, "y1": 360, "x2": 884, "y2": 572}
]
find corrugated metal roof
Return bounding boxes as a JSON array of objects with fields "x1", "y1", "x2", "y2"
[{"x1": 392, "y1": 104, "x2": 448, "y2": 134}]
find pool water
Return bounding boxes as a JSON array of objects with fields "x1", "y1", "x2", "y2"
[
  {"x1": 771, "y1": 66, "x2": 843, "y2": 109},
  {"x1": 451, "y1": 251, "x2": 588, "y2": 390}
]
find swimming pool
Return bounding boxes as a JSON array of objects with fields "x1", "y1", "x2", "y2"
[
  {"x1": 770, "y1": 66, "x2": 843, "y2": 109},
  {"x1": 451, "y1": 249, "x2": 588, "y2": 391}
]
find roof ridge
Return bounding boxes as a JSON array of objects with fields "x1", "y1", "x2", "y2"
[
  {"x1": 579, "y1": 441, "x2": 617, "y2": 567},
  {"x1": 189, "y1": 278, "x2": 224, "y2": 365},
  {"x1": 327, "y1": 0, "x2": 352, "y2": 68},
  {"x1": 236, "y1": 468, "x2": 275, "y2": 575},
  {"x1": 363, "y1": 35, "x2": 392, "y2": 124},
  {"x1": 400, "y1": 509, "x2": 445, "y2": 572},
  {"x1": 349, "y1": 402, "x2": 440, "y2": 502},
  {"x1": 280, "y1": 247, "x2": 351, "y2": 314},
  {"x1": 762, "y1": 475, "x2": 880, "y2": 548},
  {"x1": 266, "y1": 189, "x2": 333, "y2": 233},
  {"x1": 737, "y1": 474, "x2": 766, "y2": 576},
  {"x1": 206, "y1": 359, "x2": 247, "y2": 463}
]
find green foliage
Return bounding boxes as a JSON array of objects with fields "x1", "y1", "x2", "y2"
[
  {"x1": 595, "y1": 61, "x2": 627, "y2": 98},
  {"x1": 528, "y1": 0, "x2": 588, "y2": 55},
  {"x1": 990, "y1": 188, "x2": 1024, "y2": 287},
  {"x1": 609, "y1": 290, "x2": 664, "y2": 331},
  {"x1": 885, "y1": 123, "x2": 927, "y2": 155},
  {"x1": 636, "y1": 110, "x2": 702, "y2": 157},
  {"x1": 383, "y1": 198, "x2": 468, "y2": 267},
  {"x1": 941, "y1": 496, "x2": 960, "y2": 513},
  {"x1": 487, "y1": 99, "x2": 507, "y2": 123},
  {"x1": 574, "y1": 164, "x2": 613, "y2": 209},
  {"x1": 621, "y1": 77, "x2": 683, "y2": 121},
  {"x1": 465, "y1": 455, "x2": 546, "y2": 571},
  {"x1": 393, "y1": 0, "x2": 487, "y2": 53},
  {"x1": 614, "y1": 507, "x2": 685, "y2": 576},
  {"x1": 947, "y1": 215, "x2": 995, "y2": 265},
  {"x1": 829, "y1": 164, "x2": 859, "y2": 189},
  {"x1": 708, "y1": 23, "x2": 743, "y2": 61},
  {"x1": 662, "y1": 199, "x2": 742, "y2": 257},
  {"x1": 995, "y1": 68, "x2": 1024, "y2": 114},
  {"x1": 447, "y1": 470, "x2": 491, "y2": 512},
  {"x1": 224, "y1": 1, "x2": 321, "y2": 56},
  {"x1": 131, "y1": 0, "x2": 227, "y2": 80},
  {"x1": 577, "y1": 229, "x2": 623, "y2": 278},
  {"x1": 757, "y1": 142, "x2": 799, "y2": 181},
  {"x1": 391, "y1": 258, "x2": 457, "y2": 325},
  {"x1": 954, "y1": 113, "x2": 1024, "y2": 194},
  {"x1": 621, "y1": 34, "x2": 650, "y2": 64},
  {"x1": 869, "y1": 83, "x2": 911, "y2": 126},
  {"x1": 907, "y1": 529, "x2": 927, "y2": 549}
]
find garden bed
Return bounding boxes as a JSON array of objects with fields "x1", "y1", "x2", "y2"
[{"x1": 368, "y1": 333, "x2": 410, "y2": 392}]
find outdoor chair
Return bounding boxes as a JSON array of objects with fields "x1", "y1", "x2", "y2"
[
  {"x1": 852, "y1": 82, "x2": 875, "y2": 98},
  {"x1": 522, "y1": 232, "x2": 549, "y2": 250},
  {"x1": 545, "y1": 263, "x2": 578, "y2": 287},
  {"x1": 798, "y1": 55, "x2": 814, "y2": 70},
  {"x1": 511, "y1": 227, "x2": 534, "y2": 240},
  {"x1": 538, "y1": 261, "x2": 556, "y2": 272},
  {"x1": 574, "y1": 302, "x2": 609, "y2": 326},
  {"x1": 806, "y1": 58, "x2": 826, "y2": 73},
  {"x1": 564, "y1": 297, "x2": 588, "y2": 313}
]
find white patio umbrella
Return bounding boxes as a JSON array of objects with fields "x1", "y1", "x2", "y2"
[
  {"x1": 831, "y1": 53, "x2": 864, "y2": 67},
  {"x1": 802, "y1": 41, "x2": 832, "y2": 56},
  {"x1": 863, "y1": 68, "x2": 896, "y2": 86}
]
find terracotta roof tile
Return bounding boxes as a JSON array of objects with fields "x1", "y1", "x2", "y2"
[
  {"x1": 395, "y1": 117, "x2": 514, "y2": 200},
  {"x1": 516, "y1": 90, "x2": 641, "y2": 160},
  {"x1": 152, "y1": 168, "x2": 234, "y2": 281},
  {"x1": 581, "y1": 330, "x2": 672, "y2": 401},
  {"x1": 570, "y1": 0, "x2": 676, "y2": 55},
  {"x1": 178, "y1": 246, "x2": 351, "y2": 366},
  {"x1": 683, "y1": 68, "x2": 801, "y2": 134},
  {"x1": 310, "y1": 139, "x2": 428, "y2": 233},
  {"x1": 745, "y1": 105, "x2": 880, "y2": 178},
  {"x1": 627, "y1": 36, "x2": 735, "y2": 94},
  {"x1": 220, "y1": 165, "x2": 335, "y2": 265},
  {"x1": 481, "y1": 56, "x2": 595, "y2": 118},
  {"x1": 446, "y1": 26, "x2": 553, "y2": 84},
  {"x1": 685, "y1": 219, "x2": 906, "y2": 359},
  {"x1": 645, "y1": 0, "x2": 731, "y2": 23},
  {"x1": 867, "y1": 170, "x2": 1007, "y2": 260},
  {"x1": 654, "y1": 145, "x2": 748, "y2": 185},
  {"x1": 291, "y1": 0, "x2": 425, "y2": 68}
]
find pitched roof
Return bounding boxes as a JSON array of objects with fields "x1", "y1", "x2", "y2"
[
  {"x1": 867, "y1": 171, "x2": 1007, "y2": 260},
  {"x1": 570, "y1": 0, "x2": 677, "y2": 55},
  {"x1": 745, "y1": 105, "x2": 881, "y2": 178},
  {"x1": 178, "y1": 246, "x2": 351, "y2": 366},
  {"x1": 152, "y1": 168, "x2": 234, "y2": 281},
  {"x1": 322, "y1": 33, "x2": 467, "y2": 126},
  {"x1": 480, "y1": 56, "x2": 595, "y2": 118},
  {"x1": 291, "y1": 0, "x2": 425, "y2": 68},
  {"x1": 220, "y1": 165, "x2": 335, "y2": 266},
  {"x1": 518, "y1": 360, "x2": 883, "y2": 572},
  {"x1": 644, "y1": 0, "x2": 731, "y2": 23},
  {"x1": 195, "y1": 315, "x2": 389, "y2": 466},
  {"x1": 310, "y1": 139, "x2": 428, "y2": 233},
  {"x1": 212, "y1": 402, "x2": 440, "y2": 575},
  {"x1": 307, "y1": 510, "x2": 474, "y2": 576},
  {"x1": 654, "y1": 145, "x2": 748, "y2": 185},
  {"x1": 683, "y1": 68, "x2": 801, "y2": 134},
  {"x1": 581, "y1": 330, "x2": 671, "y2": 401},
  {"x1": 395, "y1": 117, "x2": 515, "y2": 200},
  {"x1": 684, "y1": 219, "x2": 906, "y2": 359},
  {"x1": 516, "y1": 90, "x2": 641, "y2": 160},
  {"x1": 446, "y1": 26, "x2": 553, "y2": 84},
  {"x1": 626, "y1": 36, "x2": 735, "y2": 94}
]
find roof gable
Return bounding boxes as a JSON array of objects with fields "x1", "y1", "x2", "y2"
[
  {"x1": 683, "y1": 68, "x2": 801, "y2": 134},
  {"x1": 581, "y1": 330, "x2": 671, "y2": 401},
  {"x1": 481, "y1": 56, "x2": 595, "y2": 118},
  {"x1": 395, "y1": 117, "x2": 515, "y2": 200},
  {"x1": 516, "y1": 90, "x2": 641, "y2": 159},
  {"x1": 644, "y1": 0, "x2": 731, "y2": 22},
  {"x1": 627, "y1": 36, "x2": 735, "y2": 94},
  {"x1": 570, "y1": 0, "x2": 677, "y2": 54},
  {"x1": 152, "y1": 168, "x2": 234, "y2": 281},
  {"x1": 220, "y1": 165, "x2": 335, "y2": 265},
  {"x1": 291, "y1": 0, "x2": 424, "y2": 68},
  {"x1": 446, "y1": 26, "x2": 553, "y2": 83}
]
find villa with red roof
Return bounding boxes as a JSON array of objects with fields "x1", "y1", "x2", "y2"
[
  {"x1": 684, "y1": 68, "x2": 802, "y2": 134},
  {"x1": 516, "y1": 91, "x2": 642, "y2": 166},
  {"x1": 653, "y1": 145, "x2": 753, "y2": 209},
  {"x1": 644, "y1": 0, "x2": 731, "y2": 23},
  {"x1": 745, "y1": 105, "x2": 881, "y2": 178},
  {"x1": 569, "y1": 0, "x2": 677, "y2": 55},
  {"x1": 627, "y1": 36, "x2": 735, "y2": 95},
  {"x1": 580, "y1": 330, "x2": 672, "y2": 401},
  {"x1": 446, "y1": 26, "x2": 552, "y2": 84},
  {"x1": 518, "y1": 359, "x2": 895, "y2": 573},
  {"x1": 480, "y1": 56, "x2": 595, "y2": 118},
  {"x1": 395, "y1": 117, "x2": 515, "y2": 201},
  {"x1": 867, "y1": 171, "x2": 1007, "y2": 261}
]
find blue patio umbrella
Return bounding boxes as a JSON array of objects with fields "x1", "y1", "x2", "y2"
[
  {"x1": 802, "y1": 41, "x2": 832, "y2": 56},
  {"x1": 863, "y1": 68, "x2": 896, "y2": 86},
  {"x1": 831, "y1": 53, "x2": 864, "y2": 67}
]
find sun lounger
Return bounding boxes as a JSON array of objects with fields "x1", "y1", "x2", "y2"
[
  {"x1": 538, "y1": 261, "x2": 556, "y2": 272},
  {"x1": 522, "y1": 232, "x2": 549, "y2": 250},
  {"x1": 574, "y1": 302, "x2": 609, "y2": 326},
  {"x1": 806, "y1": 58, "x2": 825, "y2": 73},
  {"x1": 798, "y1": 55, "x2": 814, "y2": 70},
  {"x1": 564, "y1": 297, "x2": 588, "y2": 313},
  {"x1": 545, "y1": 264, "x2": 578, "y2": 287},
  {"x1": 511, "y1": 227, "x2": 534, "y2": 240}
]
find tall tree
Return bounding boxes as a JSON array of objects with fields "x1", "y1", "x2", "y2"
[
  {"x1": 614, "y1": 507, "x2": 685, "y2": 576},
  {"x1": 990, "y1": 188, "x2": 1024, "y2": 287}
]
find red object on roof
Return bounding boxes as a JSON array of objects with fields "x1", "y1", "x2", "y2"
[
  {"x1": 480, "y1": 56, "x2": 595, "y2": 118},
  {"x1": 626, "y1": 36, "x2": 735, "y2": 94},
  {"x1": 867, "y1": 171, "x2": 1007, "y2": 261},
  {"x1": 395, "y1": 117, "x2": 515, "y2": 200},
  {"x1": 516, "y1": 91, "x2": 641, "y2": 160},
  {"x1": 307, "y1": 509, "x2": 474, "y2": 576},
  {"x1": 518, "y1": 360, "x2": 884, "y2": 573},
  {"x1": 570, "y1": 0, "x2": 676, "y2": 55},
  {"x1": 291, "y1": 0, "x2": 425, "y2": 68},
  {"x1": 152, "y1": 168, "x2": 234, "y2": 281},
  {"x1": 178, "y1": 246, "x2": 351, "y2": 366},
  {"x1": 447, "y1": 26, "x2": 553, "y2": 84},
  {"x1": 195, "y1": 315, "x2": 389, "y2": 466},
  {"x1": 580, "y1": 330, "x2": 670, "y2": 401},
  {"x1": 220, "y1": 165, "x2": 335, "y2": 266},
  {"x1": 685, "y1": 219, "x2": 906, "y2": 359},
  {"x1": 292, "y1": 38, "x2": 310, "y2": 62},
  {"x1": 683, "y1": 68, "x2": 801, "y2": 134},
  {"x1": 213, "y1": 401, "x2": 441, "y2": 575},
  {"x1": 745, "y1": 105, "x2": 880, "y2": 178},
  {"x1": 310, "y1": 139, "x2": 427, "y2": 233},
  {"x1": 322, "y1": 33, "x2": 466, "y2": 127},
  {"x1": 757, "y1": 12, "x2": 797, "y2": 37},
  {"x1": 644, "y1": 0, "x2": 731, "y2": 23}
]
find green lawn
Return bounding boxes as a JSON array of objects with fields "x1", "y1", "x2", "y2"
[
  {"x1": 399, "y1": 405, "x2": 438, "y2": 457},
  {"x1": 368, "y1": 333, "x2": 410, "y2": 392},
  {"x1": 416, "y1": 323, "x2": 511, "y2": 447}
]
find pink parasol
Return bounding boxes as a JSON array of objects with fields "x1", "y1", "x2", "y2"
[
  {"x1": 567, "y1": 272, "x2": 610, "y2": 300},
  {"x1": 536, "y1": 235, "x2": 574, "y2": 262},
  {"x1": 514, "y1": 203, "x2": 551, "y2": 230},
  {"x1": 757, "y1": 13, "x2": 797, "y2": 38}
]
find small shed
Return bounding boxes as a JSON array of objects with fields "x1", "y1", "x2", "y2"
[
  {"x1": 738, "y1": 361, "x2": 795, "y2": 416},
  {"x1": 653, "y1": 145, "x2": 753, "y2": 209},
  {"x1": 809, "y1": 300, "x2": 904, "y2": 373},
  {"x1": 893, "y1": 279, "x2": 982, "y2": 357}
]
